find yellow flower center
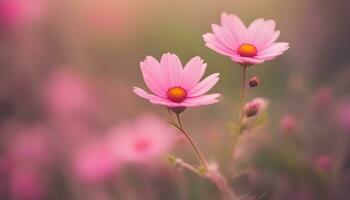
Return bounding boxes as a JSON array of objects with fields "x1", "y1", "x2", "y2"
[
  {"x1": 237, "y1": 43, "x2": 257, "y2": 57},
  {"x1": 167, "y1": 87, "x2": 187, "y2": 103}
]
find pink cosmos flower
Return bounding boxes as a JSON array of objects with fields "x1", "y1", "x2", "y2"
[
  {"x1": 108, "y1": 114, "x2": 177, "y2": 163},
  {"x1": 133, "y1": 53, "x2": 220, "y2": 109},
  {"x1": 203, "y1": 12, "x2": 289, "y2": 65},
  {"x1": 72, "y1": 142, "x2": 119, "y2": 184}
]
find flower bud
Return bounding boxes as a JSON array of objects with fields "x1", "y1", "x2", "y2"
[
  {"x1": 244, "y1": 98, "x2": 268, "y2": 118},
  {"x1": 248, "y1": 76, "x2": 260, "y2": 88}
]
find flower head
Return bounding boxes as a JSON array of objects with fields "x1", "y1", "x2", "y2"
[
  {"x1": 203, "y1": 12, "x2": 289, "y2": 65},
  {"x1": 108, "y1": 114, "x2": 177, "y2": 164},
  {"x1": 244, "y1": 97, "x2": 268, "y2": 118},
  {"x1": 133, "y1": 53, "x2": 220, "y2": 110}
]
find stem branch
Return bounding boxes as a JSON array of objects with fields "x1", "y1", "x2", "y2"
[{"x1": 174, "y1": 113, "x2": 209, "y2": 168}]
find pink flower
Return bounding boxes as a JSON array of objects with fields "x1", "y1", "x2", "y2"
[
  {"x1": 108, "y1": 114, "x2": 177, "y2": 163},
  {"x1": 0, "y1": 0, "x2": 46, "y2": 29},
  {"x1": 43, "y1": 69, "x2": 98, "y2": 119},
  {"x1": 133, "y1": 53, "x2": 220, "y2": 109},
  {"x1": 10, "y1": 169, "x2": 45, "y2": 200},
  {"x1": 72, "y1": 142, "x2": 119, "y2": 184},
  {"x1": 203, "y1": 12, "x2": 289, "y2": 65}
]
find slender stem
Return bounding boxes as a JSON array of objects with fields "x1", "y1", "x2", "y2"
[
  {"x1": 232, "y1": 66, "x2": 248, "y2": 159},
  {"x1": 239, "y1": 66, "x2": 248, "y2": 121},
  {"x1": 174, "y1": 113, "x2": 209, "y2": 168}
]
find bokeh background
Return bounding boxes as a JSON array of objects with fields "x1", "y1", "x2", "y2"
[{"x1": 1, "y1": 0, "x2": 350, "y2": 199}]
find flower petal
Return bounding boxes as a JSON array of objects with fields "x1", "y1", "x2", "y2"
[
  {"x1": 257, "y1": 42, "x2": 289, "y2": 56},
  {"x1": 250, "y1": 19, "x2": 276, "y2": 49},
  {"x1": 159, "y1": 53, "x2": 173, "y2": 88},
  {"x1": 220, "y1": 12, "x2": 246, "y2": 44},
  {"x1": 203, "y1": 33, "x2": 235, "y2": 57},
  {"x1": 247, "y1": 18, "x2": 265, "y2": 43},
  {"x1": 168, "y1": 53, "x2": 183, "y2": 87},
  {"x1": 261, "y1": 31, "x2": 280, "y2": 50},
  {"x1": 188, "y1": 73, "x2": 220, "y2": 97},
  {"x1": 141, "y1": 56, "x2": 167, "y2": 92},
  {"x1": 184, "y1": 93, "x2": 220, "y2": 106},
  {"x1": 212, "y1": 24, "x2": 239, "y2": 50},
  {"x1": 180, "y1": 56, "x2": 207, "y2": 89}
]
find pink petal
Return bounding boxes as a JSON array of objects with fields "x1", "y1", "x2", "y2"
[
  {"x1": 247, "y1": 18, "x2": 265, "y2": 42},
  {"x1": 140, "y1": 59, "x2": 167, "y2": 97},
  {"x1": 203, "y1": 33, "x2": 235, "y2": 57},
  {"x1": 168, "y1": 53, "x2": 183, "y2": 87},
  {"x1": 212, "y1": 24, "x2": 238, "y2": 50},
  {"x1": 220, "y1": 12, "x2": 246, "y2": 44},
  {"x1": 140, "y1": 56, "x2": 167, "y2": 92},
  {"x1": 261, "y1": 31, "x2": 280, "y2": 50},
  {"x1": 133, "y1": 87, "x2": 161, "y2": 100},
  {"x1": 188, "y1": 73, "x2": 220, "y2": 97},
  {"x1": 257, "y1": 42, "x2": 289, "y2": 56},
  {"x1": 250, "y1": 20, "x2": 276, "y2": 49},
  {"x1": 181, "y1": 56, "x2": 206, "y2": 89},
  {"x1": 184, "y1": 93, "x2": 220, "y2": 106},
  {"x1": 159, "y1": 53, "x2": 173, "y2": 88},
  {"x1": 241, "y1": 57, "x2": 265, "y2": 64}
]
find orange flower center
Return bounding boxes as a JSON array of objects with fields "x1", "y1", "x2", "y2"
[
  {"x1": 237, "y1": 43, "x2": 257, "y2": 57},
  {"x1": 167, "y1": 87, "x2": 187, "y2": 103}
]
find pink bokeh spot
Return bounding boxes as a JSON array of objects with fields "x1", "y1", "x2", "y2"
[{"x1": 108, "y1": 114, "x2": 177, "y2": 164}]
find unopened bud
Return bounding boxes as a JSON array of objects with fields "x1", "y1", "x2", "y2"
[
  {"x1": 244, "y1": 98, "x2": 268, "y2": 118},
  {"x1": 248, "y1": 76, "x2": 260, "y2": 88}
]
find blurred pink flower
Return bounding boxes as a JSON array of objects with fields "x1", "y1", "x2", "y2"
[
  {"x1": 133, "y1": 53, "x2": 220, "y2": 109},
  {"x1": 280, "y1": 114, "x2": 297, "y2": 133},
  {"x1": 312, "y1": 87, "x2": 333, "y2": 111},
  {"x1": 6, "y1": 124, "x2": 51, "y2": 168},
  {"x1": 203, "y1": 12, "x2": 289, "y2": 65},
  {"x1": 314, "y1": 154, "x2": 333, "y2": 172},
  {"x1": 243, "y1": 97, "x2": 268, "y2": 118},
  {"x1": 335, "y1": 101, "x2": 350, "y2": 132},
  {"x1": 10, "y1": 169, "x2": 44, "y2": 200},
  {"x1": 72, "y1": 142, "x2": 119, "y2": 184},
  {"x1": 43, "y1": 69, "x2": 98, "y2": 119},
  {"x1": 108, "y1": 114, "x2": 177, "y2": 163},
  {"x1": 0, "y1": 0, "x2": 45, "y2": 29}
]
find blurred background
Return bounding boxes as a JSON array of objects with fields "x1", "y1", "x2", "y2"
[{"x1": 0, "y1": 0, "x2": 350, "y2": 199}]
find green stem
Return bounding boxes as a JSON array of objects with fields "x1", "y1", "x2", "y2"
[
  {"x1": 174, "y1": 113, "x2": 209, "y2": 168},
  {"x1": 232, "y1": 66, "x2": 248, "y2": 159},
  {"x1": 239, "y1": 66, "x2": 248, "y2": 121}
]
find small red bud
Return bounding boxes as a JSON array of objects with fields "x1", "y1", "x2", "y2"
[{"x1": 248, "y1": 76, "x2": 260, "y2": 88}]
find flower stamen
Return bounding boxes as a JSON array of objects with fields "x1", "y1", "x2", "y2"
[
  {"x1": 237, "y1": 43, "x2": 257, "y2": 57},
  {"x1": 167, "y1": 87, "x2": 187, "y2": 103}
]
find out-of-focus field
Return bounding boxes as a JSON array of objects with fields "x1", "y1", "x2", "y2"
[{"x1": 0, "y1": 0, "x2": 350, "y2": 199}]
